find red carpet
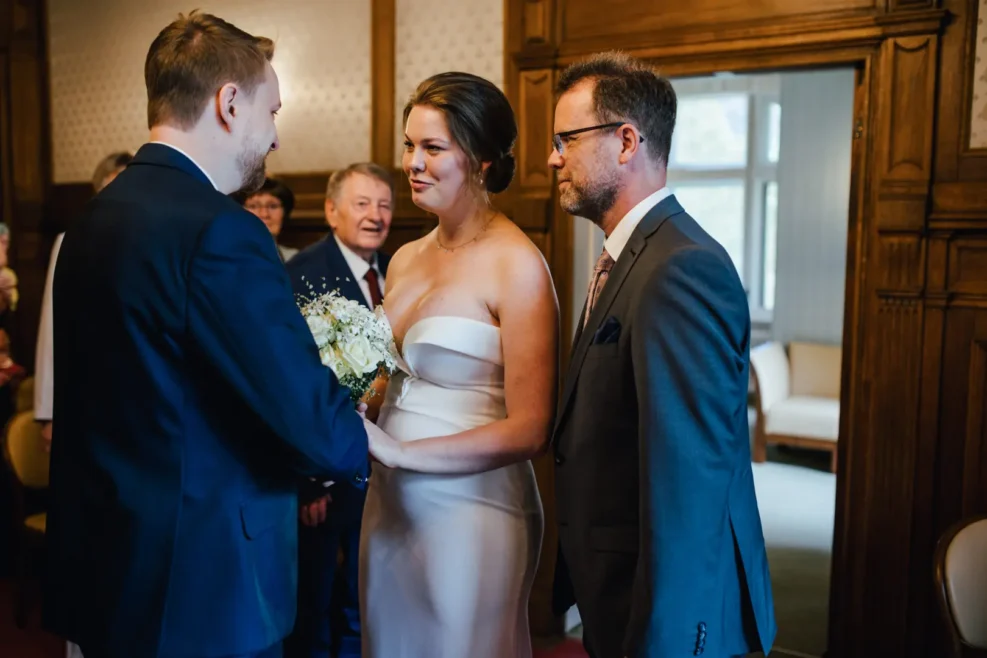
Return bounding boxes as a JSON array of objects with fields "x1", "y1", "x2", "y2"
[
  {"x1": 533, "y1": 637, "x2": 589, "y2": 658},
  {"x1": 0, "y1": 579, "x2": 64, "y2": 658},
  {"x1": 0, "y1": 577, "x2": 586, "y2": 658}
]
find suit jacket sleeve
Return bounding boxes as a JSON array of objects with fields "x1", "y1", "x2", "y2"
[
  {"x1": 626, "y1": 245, "x2": 750, "y2": 656},
  {"x1": 34, "y1": 233, "x2": 64, "y2": 421},
  {"x1": 187, "y1": 210, "x2": 369, "y2": 483}
]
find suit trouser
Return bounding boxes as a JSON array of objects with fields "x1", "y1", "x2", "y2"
[{"x1": 287, "y1": 484, "x2": 366, "y2": 658}]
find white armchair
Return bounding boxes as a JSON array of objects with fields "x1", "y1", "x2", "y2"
[{"x1": 749, "y1": 341, "x2": 841, "y2": 472}]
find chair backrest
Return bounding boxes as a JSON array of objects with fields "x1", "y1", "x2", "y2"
[
  {"x1": 750, "y1": 341, "x2": 790, "y2": 413},
  {"x1": 789, "y1": 341, "x2": 842, "y2": 399},
  {"x1": 936, "y1": 516, "x2": 987, "y2": 652},
  {"x1": 15, "y1": 375, "x2": 34, "y2": 414},
  {"x1": 4, "y1": 410, "x2": 49, "y2": 489}
]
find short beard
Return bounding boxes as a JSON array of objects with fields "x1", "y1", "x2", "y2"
[
  {"x1": 559, "y1": 169, "x2": 619, "y2": 223},
  {"x1": 236, "y1": 145, "x2": 268, "y2": 194}
]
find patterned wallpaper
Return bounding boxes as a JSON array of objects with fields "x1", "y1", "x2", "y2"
[
  {"x1": 47, "y1": 0, "x2": 372, "y2": 183},
  {"x1": 393, "y1": 0, "x2": 504, "y2": 166},
  {"x1": 972, "y1": 0, "x2": 987, "y2": 149}
]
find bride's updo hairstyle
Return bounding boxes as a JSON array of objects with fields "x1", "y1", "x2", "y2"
[{"x1": 403, "y1": 72, "x2": 517, "y2": 194}]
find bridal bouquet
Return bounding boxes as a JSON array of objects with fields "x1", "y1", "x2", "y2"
[{"x1": 297, "y1": 288, "x2": 398, "y2": 403}]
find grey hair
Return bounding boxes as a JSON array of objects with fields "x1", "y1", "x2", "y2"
[
  {"x1": 92, "y1": 151, "x2": 134, "y2": 191},
  {"x1": 326, "y1": 163, "x2": 394, "y2": 202}
]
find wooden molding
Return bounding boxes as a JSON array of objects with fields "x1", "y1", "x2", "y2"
[
  {"x1": 370, "y1": 0, "x2": 396, "y2": 167},
  {"x1": 512, "y1": 8, "x2": 949, "y2": 68}
]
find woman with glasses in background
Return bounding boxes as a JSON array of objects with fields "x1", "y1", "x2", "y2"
[{"x1": 236, "y1": 177, "x2": 299, "y2": 262}]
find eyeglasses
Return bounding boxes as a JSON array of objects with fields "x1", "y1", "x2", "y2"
[
  {"x1": 552, "y1": 122, "x2": 644, "y2": 155},
  {"x1": 245, "y1": 201, "x2": 283, "y2": 213}
]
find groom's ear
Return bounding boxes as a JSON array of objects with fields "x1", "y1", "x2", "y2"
[{"x1": 217, "y1": 83, "x2": 238, "y2": 132}]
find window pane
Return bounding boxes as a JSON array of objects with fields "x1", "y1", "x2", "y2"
[
  {"x1": 669, "y1": 95, "x2": 749, "y2": 170},
  {"x1": 762, "y1": 181, "x2": 779, "y2": 311},
  {"x1": 767, "y1": 102, "x2": 781, "y2": 164},
  {"x1": 671, "y1": 182, "x2": 746, "y2": 276}
]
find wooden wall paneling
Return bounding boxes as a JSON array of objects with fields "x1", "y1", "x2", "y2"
[
  {"x1": 558, "y1": 0, "x2": 879, "y2": 43},
  {"x1": 6, "y1": 0, "x2": 48, "y2": 371},
  {"x1": 828, "y1": 59, "x2": 874, "y2": 658},
  {"x1": 539, "y1": 8, "x2": 947, "y2": 68},
  {"x1": 847, "y1": 31, "x2": 938, "y2": 658},
  {"x1": 510, "y1": 53, "x2": 566, "y2": 636},
  {"x1": 506, "y1": 1, "x2": 973, "y2": 655},
  {"x1": 370, "y1": 0, "x2": 396, "y2": 167}
]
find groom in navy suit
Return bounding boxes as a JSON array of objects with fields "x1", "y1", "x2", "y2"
[
  {"x1": 285, "y1": 163, "x2": 393, "y2": 658},
  {"x1": 42, "y1": 13, "x2": 387, "y2": 658}
]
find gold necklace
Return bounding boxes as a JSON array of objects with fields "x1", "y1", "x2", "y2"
[{"x1": 434, "y1": 211, "x2": 495, "y2": 253}]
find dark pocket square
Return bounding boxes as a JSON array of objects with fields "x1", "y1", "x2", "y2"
[{"x1": 592, "y1": 316, "x2": 621, "y2": 344}]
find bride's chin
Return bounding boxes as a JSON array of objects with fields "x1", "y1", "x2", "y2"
[{"x1": 410, "y1": 193, "x2": 439, "y2": 213}]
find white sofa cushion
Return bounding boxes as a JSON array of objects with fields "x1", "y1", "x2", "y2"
[
  {"x1": 751, "y1": 341, "x2": 790, "y2": 412},
  {"x1": 789, "y1": 341, "x2": 842, "y2": 399},
  {"x1": 765, "y1": 396, "x2": 840, "y2": 442}
]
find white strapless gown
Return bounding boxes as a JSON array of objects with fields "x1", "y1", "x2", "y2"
[{"x1": 359, "y1": 316, "x2": 544, "y2": 658}]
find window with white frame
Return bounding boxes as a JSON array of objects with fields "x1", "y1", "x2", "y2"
[{"x1": 667, "y1": 74, "x2": 782, "y2": 321}]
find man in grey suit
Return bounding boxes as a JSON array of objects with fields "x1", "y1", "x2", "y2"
[{"x1": 549, "y1": 52, "x2": 777, "y2": 658}]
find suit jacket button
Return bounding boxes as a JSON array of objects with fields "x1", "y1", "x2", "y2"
[{"x1": 555, "y1": 453, "x2": 565, "y2": 465}]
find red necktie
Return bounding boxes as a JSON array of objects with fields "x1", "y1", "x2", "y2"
[{"x1": 364, "y1": 268, "x2": 383, "y2": 309}]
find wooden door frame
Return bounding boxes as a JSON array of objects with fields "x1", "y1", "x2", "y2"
[{"x1": 507, "y1": 5, "x2": 947, "y2": 653}]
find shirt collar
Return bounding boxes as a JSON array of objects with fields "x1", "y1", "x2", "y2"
[
  {"x1": 149, "y1": 141, "x2": 219, "y2": 190},
  {"x1": 333, "y1": 233, "x2": 378, "y2": 279},
  {"x1": 603, "y1": 187, "x2": 672, "y2": 262}
]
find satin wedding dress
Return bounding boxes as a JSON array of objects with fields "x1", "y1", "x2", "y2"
[{"x1": 359, "y1": 315, "x2": 544, "y2": 658}]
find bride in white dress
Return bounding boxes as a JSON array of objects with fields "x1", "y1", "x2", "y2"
[{"x1": 359, "y1": 72, "x2": 559, "y2": 658}]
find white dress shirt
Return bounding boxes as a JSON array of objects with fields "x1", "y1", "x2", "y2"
[
  {"x1": 334, "y1": 234, "x2": 385, "y2": 307},
  {"x1": 34, "y1": 233, "x2": 63, "y2": 420},
  {"x1": 604, "y1": 186, "x2": 673, "y2": 262}
]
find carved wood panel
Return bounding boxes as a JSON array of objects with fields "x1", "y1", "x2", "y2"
[
  {"x1": 856, "y1": 296, "x2": 924, "y2": 656},
  {"x1": 522, "y1": 0, "x2": 552, "y2": 45},
  {"x1": 947, "y1": 236, "x2": 987, "y2": 294},
  {"x1": 879, "y1": 36, "x2": 937, "y2": 182},
  {"x1": 518, "y1": 69, "x2": 555, "y2": 189}
]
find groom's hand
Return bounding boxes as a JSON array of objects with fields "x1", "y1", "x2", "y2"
[{"x1": 300, "y1": 493, "x2": 332, "y2": 527}]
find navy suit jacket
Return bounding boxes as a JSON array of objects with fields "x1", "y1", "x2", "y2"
[
  {"x1": 43, "y1": 144, "x2": 369, "y2": 658},
  {"x1": 552, "y1": 196, "x2": 776, "y2": 658},
  {"x1": 286, "y1": 234, "x2": 390, "y2": 309}
]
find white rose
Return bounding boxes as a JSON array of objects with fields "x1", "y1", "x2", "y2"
[
  {"x1": 306, "y1": 314, "x2": 333, "y2": 346},
  {"x1": 321, "y1": 346, "x2": 353, "y2": 378},
  {"x1": 338, "y1": 335, "x2": 379, "y2": 375}
]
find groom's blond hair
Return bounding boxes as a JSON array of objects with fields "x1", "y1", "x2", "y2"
[{"x1": 144, "y1": 10, "x2": 274, "y2": 130}]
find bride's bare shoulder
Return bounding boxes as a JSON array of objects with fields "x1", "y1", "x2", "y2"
[
  {"x1": 387, "y1": 233, "x2": 432, "y2": 276},
  {"x1": 487, "y1": 215, "x2": 550, "y2": 267}
]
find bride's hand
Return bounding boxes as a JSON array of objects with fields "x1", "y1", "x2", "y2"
[{"x1": 365, "y1": 419, "x2": 403, "y2": 469}]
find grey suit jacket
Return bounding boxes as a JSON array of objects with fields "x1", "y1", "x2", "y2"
[{"x1": 552, "y1": 195, "x2": 777, "y2": 658}]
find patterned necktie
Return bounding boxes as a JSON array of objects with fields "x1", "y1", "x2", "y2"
[
  {"x1": 364, "y1": 267, "x2": 383, "y2": 309},
  {"x1": 583, "y1": 248, "x2": 615, "y2": 328}
]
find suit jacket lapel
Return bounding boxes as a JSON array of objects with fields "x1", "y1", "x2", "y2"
[{"x1": 553, "y1": 195, "x2": 685, "y2": 436}]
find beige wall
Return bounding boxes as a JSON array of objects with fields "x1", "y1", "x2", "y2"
[
  {"x1": 47, "y1": 0, "x2": 373, "y2": 182},
  {"x1": 393, "y1": 0, "x2": 504, "y2": 166}
]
